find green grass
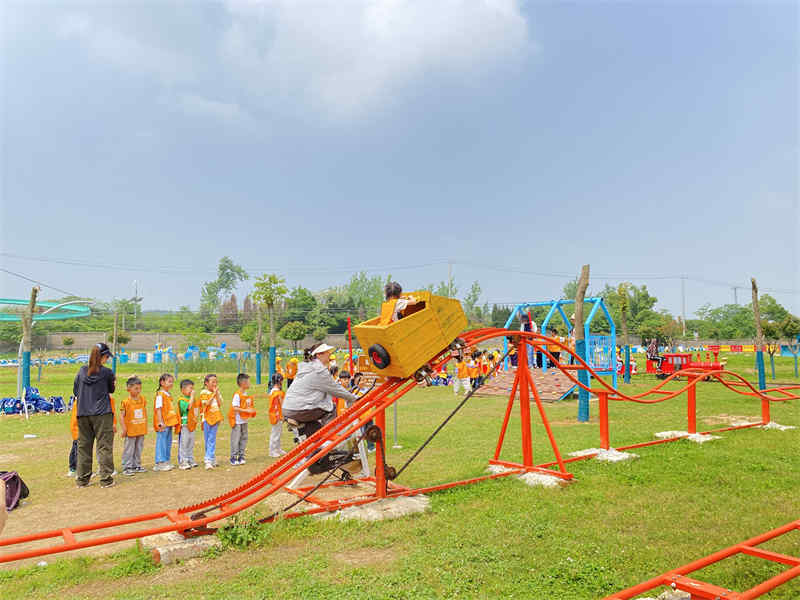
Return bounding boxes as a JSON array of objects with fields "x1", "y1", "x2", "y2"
[{"x1": 0, "y1": 353, "x2": 798, "y2": 599}]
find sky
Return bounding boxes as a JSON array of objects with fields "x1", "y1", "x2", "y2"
[{"x1": 1, "y1": 0, "x2": 798, "y2": 318}]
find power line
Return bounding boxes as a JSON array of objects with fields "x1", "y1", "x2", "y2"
[{"x1": 0, "y1": 267, "x2": 81, "y2": 298}]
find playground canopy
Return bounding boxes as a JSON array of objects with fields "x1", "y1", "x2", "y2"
[{"x1": 0, "y1": 298, "x2": 92, "y2": 321}]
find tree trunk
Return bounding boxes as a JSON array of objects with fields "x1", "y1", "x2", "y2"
[
  {"x1": 574, "y1": 265, "x2": 590, "y2": 341},
  {"x1": 21, "y1": 286, "x2": 39, "y2": 353},
  {"x1": 751, "y1": 277, "x2": 766, "y2": 390},
  {"x1": 574, "y1": 265, "x2": 590, "y2": 422},
  {"x1": 268, "y1": 305, "x2": 276, "y2": 348}
]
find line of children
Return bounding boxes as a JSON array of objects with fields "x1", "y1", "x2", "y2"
[{"x1": 66, "y1": 369, "x2": 298, "y2": 481}]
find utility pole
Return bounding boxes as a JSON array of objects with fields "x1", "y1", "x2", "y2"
[
  {"x1": 681, "y1": 275, "x2": 687, "y2": 336},
  {"x1": 732, "y1": 286, "x2": 739, "y2": 305}
]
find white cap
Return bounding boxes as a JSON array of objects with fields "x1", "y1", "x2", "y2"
[{"x1": 311, "y1": 343, "x2": 335, "y2": 356}]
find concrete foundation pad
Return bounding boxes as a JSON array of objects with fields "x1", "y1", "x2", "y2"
[
  {"x1": 761, "y1": 421, "x2": 797, "y2": 431},
  {"x1": 654, "y1": 430, "x2": 720, "y2": 443},
  {"x1": 569, "y1": 448, "x2": 638, "y2": 462},
  {"x1": 141, "y1": 531, "x2": 221, "y2": 565},
  {"x1": 636, "y1": 590, "x2": 691, "y2": 600},
  {"x1": 316, "y1": 495, "x2": 430, "y2": 522},
  {"x1": 517, "y1": 472, "x2": 564, "y2": 488}
]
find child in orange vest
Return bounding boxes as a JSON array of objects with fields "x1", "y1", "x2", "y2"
[
  {"x1": 285, "y1": 358, "x2": 298, "y2": 388},
  {"x1": 334, "y1": 370, "x2": 352, "y2": 416},
  {"x1": 153, "y1": 373, "x2": 179, "y2": 471},
  {"x1": 229, "y1": 373, "x2": 256, "y2": 466},
  {"x1": 453, "y1": 354, "x2": 470, "y2": 396},
  {"x1": 468, "y1": 352, "x2": 480, "y2": 390},
  {"x1": 199, "y1": 373, "x2": 223, "y2": 469},
  {"x1": 120, "y1": 376, "x2": 147, "y2": 476},
  {"x1": 177, "y1": 379, "x2": 200, "y2": 470},
  {"x1": 268, "y1": 374, "x2": 285, "y2": 458},
  {"x1": 378, "y1": 282, "x2": 421, "y2": 325}
]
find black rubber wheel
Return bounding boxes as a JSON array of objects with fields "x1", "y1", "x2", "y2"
[{"x1": 368, "y1": 344, "x2": 391, "y2": 369}]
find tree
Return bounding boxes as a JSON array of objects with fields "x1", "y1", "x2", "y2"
[
  {"x1": 345, "y1": 272, "x2": 384, "y2": 321},
  {"x1": 200, "y1": 257, "x2": 248, "y2": 320},
  {"x1": 462, "y1": 281, "x2": 483, "y2": 324},
  {"x1": 240, "y1": 321, "x2": 257, "y2": 350},
  {"x1": 781, "y1": 315, "x2": 800, "y2": 377},
  {"x1": 62, "y1": 336, "x2": 74, "y2": 347},
  {"x1": 116, "y1": 331, "x2": 131, "y2": 346},
  {"x1": 185, "y1": 329, "x2": 213, "y2": 351},
  {"x1": 429, "y1": 277, "x2": 458, "y2": 298},
  {"x1": 285, "y1": 286, "x2": 317, "y2": 324},
  {"x1": 280, "y1": 321, "x2": 308, "y2": 351},
  {"x1": 218, "y1": 294, "x2": 239, "y2": 329},
  {"x1": 762, "y1": 319, "x2": 782, "y2": 379},
  {"x1": 562, "y1": 278, "x2": 578, "y2": 300},
  {"x1": 312, "y1": 326, "x2": 328, "y2": 342},
  {"x1": 251, "y1": 274, "x2": 288, "y2": 354}
]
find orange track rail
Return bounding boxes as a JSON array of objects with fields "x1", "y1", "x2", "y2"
[
  {"x1": 605, "y1": 519, "x2": 800, "y2": 599},
  {"x1": 1, "y1": 329, "x2": 797, "y2": 567}
]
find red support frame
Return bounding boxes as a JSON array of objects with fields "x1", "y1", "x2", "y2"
[{"x1": 605, "y1": 519, "x2": 800, "y2": 600}]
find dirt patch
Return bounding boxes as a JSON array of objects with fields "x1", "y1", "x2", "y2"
[{"x1": 334, "y1": 546, "x2": 396, "y2": 566}]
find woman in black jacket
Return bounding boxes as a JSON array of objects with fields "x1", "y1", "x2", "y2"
[{"x1": 73, "y1": 343, "x2": 116, "y2": 488}]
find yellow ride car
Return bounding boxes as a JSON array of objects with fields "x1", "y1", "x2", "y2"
[{"x1": 353, "y1": 291, "x2": 467, "y2": 379}]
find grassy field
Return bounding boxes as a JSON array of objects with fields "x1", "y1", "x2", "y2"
[{"x1": 0, "y1": 353, "x2": 798, "y2": 599}]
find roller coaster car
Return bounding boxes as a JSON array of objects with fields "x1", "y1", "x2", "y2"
[{"x1": 353, "y1": 291, "x2": 468, "y2": 380}]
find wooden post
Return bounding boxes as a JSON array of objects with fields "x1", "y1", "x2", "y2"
[
  {"x1": 575, "y1": 265, "x2": 590, "y2": 422},
  {"x1": 751, "y1": 278, "x2": 766, "y2": 391},
  {"x1": 20, "y1": 286, "x2": 39, "y2": 393}
]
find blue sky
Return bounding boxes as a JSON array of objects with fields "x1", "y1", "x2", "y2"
[{"x1": 1, "y1": 1, "x2": 797, "y2": 317}]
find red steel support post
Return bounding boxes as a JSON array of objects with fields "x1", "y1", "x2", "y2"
[
  {"x1": 375, "y1": 406, "x2": 387, "y2": 497},
  {"x1": 598, "y1": 391, "x2": 610, "y2": 450},
  {"x1": 518, "y1": 339, "x2": 534, "y2": 467},
  {"x1": 762, "y1": 396, "x2": 771, "y2": 425},
  {"x1": 687, "y1": 382, "x2": 697, "y2": 434}
]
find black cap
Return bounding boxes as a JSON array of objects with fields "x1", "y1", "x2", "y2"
[{"x1": 96, "y1": 342, "x2": 114, "y2": 358}]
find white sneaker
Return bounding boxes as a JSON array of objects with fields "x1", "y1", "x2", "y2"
[
  {"x1": 269, "y1": 452, "x2": 282, "y2": 458},
  {"x1": 179, "y1": 463, "x2": 192, "y2": 470},
  {"x1": 238, "y1": 458, "x2": 246, "y2": 465},
  {"x1": 161, "y1": 464, "x2": 174, "y2": 471},
  {"x1": 66, "y1": 470, "x2": 76, "y2": 478},
  {"x1": 205, "y1": 462, "x2": 214, "y2": 470}
]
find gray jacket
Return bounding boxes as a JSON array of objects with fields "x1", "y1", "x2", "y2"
[{"x1": 282, "y1": 360, "x2": 358, "y2": 413}]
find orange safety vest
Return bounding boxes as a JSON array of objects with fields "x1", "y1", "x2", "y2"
[
  {"x1": 456, "y1": 361, "x2": 469, "y2": 379},
  {"x1": 122, "y1": 395, "x2": 147, "y2": 437},
  {"x1": 228, "y1": 390, "x2": 256, "y2": 427},
  {"x1": 200, "y1": 389, "x2": 223, "y2": 427},
  {"x1": 268, "y1": 389, "x2": 284, "y2": 425},
  {"x1": 468, "y1": 360, "x2": 479, "y2": 378},
  {"x1": 378, "y1": 299, "x2": 398, "y2": 326},
  {"x1": 285, "y1": 362, "x2": 297, "y2": 379},
  {"x1": 154, "y1": 390, "x2": 179, "y2": 430}
]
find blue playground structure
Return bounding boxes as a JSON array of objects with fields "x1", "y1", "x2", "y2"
[{"x1": 502, "y1": 298, "x2": 617, "y2": 420}]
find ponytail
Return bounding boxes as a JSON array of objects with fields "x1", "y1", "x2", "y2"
[
  {"x1": 304, "y1": 343, "x2": 322, "y2": 362},
  {"x1": 156, "y1": 373, "x2": 173, "y2": 392},
  {"x1": 87, "y1": 346, "x2": 103, "y2": 376}
]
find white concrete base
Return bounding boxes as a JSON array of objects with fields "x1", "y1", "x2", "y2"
[
  {"x1": 517, "y1": 472, "x2": 563, "y2": 488},
  {"x1": 761, "y1": 421, "x2": 797, "y2": 431},
  {"x1": 487, "y1": 464, "x2": 514, "y2": 475},
  {"x1": 141, "y1": 531, "x2": 221, "y2": 565},
  {"x1": 637, "y1": 590, "x2": 691, "y2": 600},
  {"x1": 731, "y1": 420, "x2": 761, "y2": 427},
  {"x1": 568, "y1": 448, "x2": 638, "y2": 462},
  {"x1": 316, "y1": 495, "x2": 430, "y2": 522},
  {"x1": 654, "y1": 431, "x2": 720, "y2": 444}
]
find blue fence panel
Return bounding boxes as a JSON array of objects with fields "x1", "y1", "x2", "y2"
[{"x1": 587, "y1": 335, "x2": 613, "y2": 372}]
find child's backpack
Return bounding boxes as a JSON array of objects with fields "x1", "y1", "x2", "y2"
[
  {"x1": 51, "y1": 396, "x2": 66, "y2": 413},
  {"x1": 0, "y1": 471, "x2": 30, "y2": 511},
  {"x1": 34, "y1": 397, "x2": 54, "y2": 413},
  {"x1": 2, "y1": 399, "x2": 21, "y2": 415}
]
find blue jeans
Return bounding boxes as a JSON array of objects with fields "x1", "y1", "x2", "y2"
[
  {"x1": 155, "y1": 427, "x2": 172, "y2": 464},
  {"x1": 204, "y1": 422, "x2": 219, "y2": 464}
]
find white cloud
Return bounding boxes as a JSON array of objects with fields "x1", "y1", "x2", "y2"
[
  {"x1": 176, "y1": 93, "x2": 254, "y2": 124},
  {"x1": 51, "y1": 1, "x2": 533, "y2": 121},
  {"x1": 221, "y1": 0, "x2": 533, "y2": 118}
]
